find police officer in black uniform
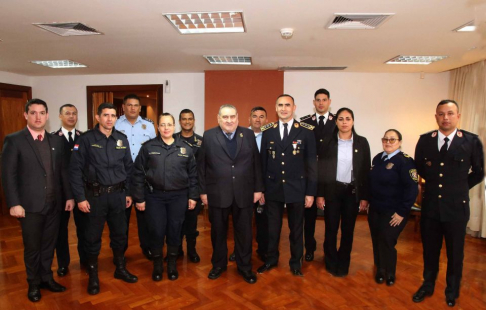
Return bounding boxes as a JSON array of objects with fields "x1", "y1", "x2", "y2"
[
  {"x1": 70, "y1": 103, "x2": 138, "y2": 295},
  {"x1": 299, "y1": 88, "x2": 336, "y2": 261},
  {"x1": 368, "y1": 129, "x2": 418, "y2": 286},
  {"x1": 132, "y1": 113, "x2": 198, "y2": 281},
  {"x1": 257, "y1": 94, "x2": 317, "y2": 277},
  {"x1": 412, "y1": 100, "x2": 484, "y2": 307}
]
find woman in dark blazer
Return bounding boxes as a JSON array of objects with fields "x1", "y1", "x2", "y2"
[
  {"x1": 316, "y1": 107, "x2": 371, "y2": 277},
  {"x1": 368, "y1": 129, "x2": 418, "y2": 286}
]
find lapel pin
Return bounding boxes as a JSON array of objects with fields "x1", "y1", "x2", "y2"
[{"x1": 431, "y1": 131, "x2": 437, "y2": 138}]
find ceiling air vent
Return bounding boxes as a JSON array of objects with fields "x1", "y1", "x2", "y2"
[
  {"x1": 33, "y1": 22, "x2": 102, "y2": 36},
  {"x1": 204, "y1": 55, "x2": 251, "y2": 65},
  {"x1": 278, "y1": 66, "x2": 347, "y2": 71},
  {"x1": 327, "y1": 13, "x2": 394, "y2": 30}
]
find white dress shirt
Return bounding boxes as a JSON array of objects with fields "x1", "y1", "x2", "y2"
[
  {"x1": 437, "y1": 129, "x2": 457, "y2": 151},
  {"x1": 336, "y1": 133, "x2": 353, "y2": 183},
  {"x1": 279, "y1": 119, "x2": 294, "y2": 140}
]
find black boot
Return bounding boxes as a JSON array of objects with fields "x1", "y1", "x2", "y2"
[
  {"x1": 164, "y1": 246, "x2": 184, "y2": 261},
  {"x1": 167, "y1": 245, "x2": 179, "y2": 281},
  {"x1": 113, "y1": 250, "x2": 138, "y2": 283},
  {"x1": 86, "y1": 256, "x2": 100, "y2": 295},
  {"x1": 152, "y1": 254, "x2": 163, "y2": 282},
  {"x1": 186, "y1": 237, "x2": 200, "y2": 263}
]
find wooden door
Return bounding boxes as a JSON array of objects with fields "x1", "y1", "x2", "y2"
[{"x1": 0, "y1": 83, "x2": 32, "y2": 215}]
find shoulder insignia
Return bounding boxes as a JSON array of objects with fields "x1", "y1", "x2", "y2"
[
  {"x1": 403, "y1": 153, "x2": 411, "y2": 158},
  {"x1": 261, "y1": 122, "x2": 275, "y2": 132},
  {"x1": 421, "y1": 130, "x2": 437, "y2": 137},
  {"x1": 76, "y1": 130, "x2": 82, "y2": 136},
  {"x1": 294, "y1": 122, "x2": 299, "y2": 128},
  {"x1": 457, "y1": 130, "x2": 463, "y2": 138},
  {"x1": 300, "y1": 114, "x2": 312, "y2": 121},
  {"x1": 142, "y1": 117, "x2": 154, "y2": 124},
  {"x1": 409, "y1": 169, "x2": 419, "y2": 183},
  {"x1": 300, "y1": 122, "x2": 315, "y2": 130},
  {"x1": 328, "y1": 114, "x2": 334, "y2": 120}
]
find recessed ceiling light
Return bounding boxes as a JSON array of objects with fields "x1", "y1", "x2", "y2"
[
  {"x1": 203, "y1": 55, "x2": 251, "y2": 65},
  {"x1": 386, "y1": 55, "x2": 448, "y2": 65},
  {"x1": 33, "y1": 22, "x2": 102, "y2": 36},
  {"x1": 453, "y1": 20, "x2": 476, "y2": 32},
  {"x1": 163, "y1": 12, "x2": 245, "y2": 34},
  {"x1": 327, "y1": 13, "x2": 394, "y2": 30},
  {"x1": 30, "y1": 60, "x2": 87, "y2": 68}
]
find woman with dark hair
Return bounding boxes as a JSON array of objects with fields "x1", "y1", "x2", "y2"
[
  {"x1": 368, "y1": 129, "x2": 418, "y2": 286},
  {"x1": 316, "y1": 107, "x2": 371, "y2": 277},
  {"x1": 132, "y1": 113, "x2": 198, "y2": 281}
]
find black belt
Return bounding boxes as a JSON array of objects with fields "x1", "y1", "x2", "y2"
[
  {"x1": 336, "y1": 181, "x2": 354, "y2": 188},
  {"x1": 86, "y1": 182, "x2": 124, "y2": 194}
]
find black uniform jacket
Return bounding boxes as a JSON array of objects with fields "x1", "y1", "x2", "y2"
[
  {"x1": 261, "y1": 120, "x2": 317, "y2": 203},
  {"x1": 317, "y1": 132, "x2": 371, "y2": 202},
  {"x1": 300, "y1": 113, "x2": 336, "y2": 149},
  {"x1": 1, "y1": 127, "x2": 73, "y2": 212},
  {"x1": 132, "y1": 136, "x2": 198, "y2": 203},
  {"x1": 369, "y1": 152, "x2": 419, "y2": 217},
  {"x1": 414, "y1": 129, "x2": 484, "y2": 222},
  {"x1": 197, "y1": 126, "x2": 264, "y2": 209},
  {"x1": 69, "y1": 124, "x2": 133, "y2": 202},
  {"x1": 174, "y1": 131, "x2": 203, "y2": 158}
]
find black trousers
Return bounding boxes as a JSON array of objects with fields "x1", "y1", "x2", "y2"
[
  {"x1": 324, "y1": 183, "x2": 359, "y2": 275},
  {"x1": 55, "y1": 209, "x2": 71, "y2": 268},
  {"x1": 266, "y1": 200, "x2": 304, "y2": 269},
  {"x1": 85, "y1": 190, "x2": 128, "y2": 256},
  {"x1": 304, "y1": 201, "x2": 318, "y2": 253},
  {"x1": 144, "y1": 189, "x2": 188, "y2": 254},
  {"x1": 368, "y1": 207, "x2": 408, "y2": 277},
  {"x1": 255, "y1": 202, "x2": 268, "y2": 256},
  {"x1": 181, "y1": 200, "x2": 202, "y2": 241},
  {"x1": 420, "y1": 216, "x2": 467, "y2": 298},
  {"x1": 209, "y1": 202, "x2": 253, "y2": 272},
  {"x1": 19, "y1": 205, "x2": 60, "y2": 284},
  {"x1": 125, "y1": 204, "x2": 151, "y2": 252},
  {"x1": 73, "y1": 206, "x2": 88, "y2": 265}
]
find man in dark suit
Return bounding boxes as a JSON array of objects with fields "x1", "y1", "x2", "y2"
[
  {"x1": 51, "y1": 104, "x2": 84, "y2": 276},
  {"x1": 197, "y1": 104, "x2": 264, "y2": 284},
  {"x1": 413, "y1": 100, "x2": 484, "y2": 307},
  {"x1": 1, "y1": 99, "x2": 74, "y2": 302},
  {"x1": 299, "y1": 88, "x2": 336, "y2": 261},
  {"x1": 257, "y1": 94, "x2": 317, "y2": 277}
]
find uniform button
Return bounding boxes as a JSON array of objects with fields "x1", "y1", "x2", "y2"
[
  {"x1": 44, "y1": 186, "x2": 47, "y2": 189},
  {"x1": 439, "y1": 184, "x2": 443, "y2": 188},
  {"x1": 282, "y1": 171, "x2": 285, "y2": 174},
  {"x1": 282, "y1": 153, "x2": 285, "y2": 156},
  {"x1": 438, "y1": 195, "x2": 442, "y2": 198},
  {"x1": 282, "y1": 162, "x2": 285, "y2": 165},
  {"x1": 232, "y1": 176, "x2": 235, "y2": 179},
  {"x1": 282, "y1": 180, "x2": 286, "y2": 183},
  {"x1": 461, "y1": 159, "x2": 464, "y2": 162},
  {"x1": 232, "y1": 165, "x2": 234, "y2": 168},
  {"x1": 440, "y1": 174, "x2": 443, "y2": 177},
  {"x1": 440, "y1": 163, "x2": 444, "y2": 166},
  {"x1": 463, "y1": 200, "x2": 466, "y2": 203},
  {"x1": 44, "y1": 174, "x2": 47, "y2": 177},
  {"x1": 132, "y1": 134, "x2": 134, "y2": 136},
  {"x1": 320, "y1": 139, "x2": 323, "y2": 142}
]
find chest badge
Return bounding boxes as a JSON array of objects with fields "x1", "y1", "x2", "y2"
[
  {"x1": 180, "y1": 147, "x2": 186, "y2": 155},
  {"x1": 292, "y1": 141, "x2": 298, "y2": 155},
  {"x1": 386, "y1": 162, "x2": 394, "y2": 169},
  {"x1": 117, "y1": 140, "x2": 123, "y2": 147},
  {"x1": 142, "y1": 124, "x2": 147, "y2": 130}
]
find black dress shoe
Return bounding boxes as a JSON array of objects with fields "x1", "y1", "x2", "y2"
[
  {"x1": 334, "y1": 270, "x2": 348, "y2": 278},
  {"x1": 386, "y1": 276, "x2": 395, "y2": 286},
  {"x1": 446, "y1": 297, "x2": 456, "y2": 307},
  {"x1": 27, "y1": 284, "x2": 41, "y2": 302},
  {"x1": 256, "y1": 252, "x2": 267, "y2": 263},
  {"x1": 238, "y1": 269, "x2": 257, "y2": 284},
  {"x1": 57, "y1": 266, "x2": 69, "y2": 277},
  {"x1": 291, "y1": 268, "x2": 304, "y2": 277},
  {"x1": 188, "y1": 252, "x2": 200, "y2": 263},
  {"x1": 257, "y1": 263, "x2": 277, "y2": 274},
  {"x1": 375, "y1": 273, "x2": 385, "y2": 284},
  {"x1": 412, "y1": 289, "x2": 433, "y2": 303},
  {"x1": 229, "y1": 252, "x2": 236, "y2": 262},
  {"x1": 142, "y1": 248, "x2": 153, "y2": 261},
  {"x1": 40, "y1": 279, "x2": 66, "y2": 292},
  {"x1": 304, "y1": 251, "x2": 314, "y2": 262},
  {"x1": 208, "y1": 267, "x2": 227, "y2": 280}
]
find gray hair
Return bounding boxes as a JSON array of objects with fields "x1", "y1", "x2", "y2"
[{"x1": 218, "y1": 104, "x2": 237, "y2": 116}]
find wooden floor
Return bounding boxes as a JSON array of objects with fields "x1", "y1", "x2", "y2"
[{"x1": 0, "y1": 211, "x2": 485, "y2": 310}]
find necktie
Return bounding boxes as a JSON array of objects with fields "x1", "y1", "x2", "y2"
[
  {"x1": 440, "y1": 137, "x2": 449, "y2": 157},
  {"x1": 68, "y1": 131, "x2": 74, "y2": 143},
  {"x1": 382, "y1": 155, "x2": 388, "y2": 162},
  {"x1": 37, "y1": 134, "x2": 43, "y2": 141},
  {"x1": 318, "y1": 115, "x2": 325, "y2": 130},
  {"x1": 282, "y1": 123, "x2": 288, "y2": 142},
  {"x1": 225, "y1": 132, "x2": 232, "y2": 140}
]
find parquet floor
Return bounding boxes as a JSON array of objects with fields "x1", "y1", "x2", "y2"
[{"x1": 0, "y1": 210, "x2": 485, "y2": 309}]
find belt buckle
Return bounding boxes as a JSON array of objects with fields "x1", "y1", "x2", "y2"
[{"x1": 106, "y1": 186, "x2": 113, "y2": 193}]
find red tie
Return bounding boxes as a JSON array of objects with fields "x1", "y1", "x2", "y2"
[{"x1": 37, "y1": 134, "x2": 43, "y2": 141}]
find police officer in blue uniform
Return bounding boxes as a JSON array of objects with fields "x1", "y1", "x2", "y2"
[
  {"x1": 299, "y1": 88, "x2": 336, "y2": 261},
  {"x1": 115, "y1": 94, "x2": 156, "y2": 259},
  {"x1": 412, "y1": 100, "x2": 484, "y2": 307},
  {"x1": 70, "y1": 103, "x2": 138, "y2": 295},
  {"x1": 368, "y1": 129, "x2": 418, "y2": 286}
]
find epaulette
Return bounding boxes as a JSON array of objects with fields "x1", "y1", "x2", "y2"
[
  {"x1": 300, "y1": 114, "x2": 312, "y2": 121},
  {"x1": 421, "y1": 130, "x2": 437, "y2": 137},
  {"x1": 457, "y1": 129, "x2": 477, "y2": 137},
  {"x1": 261, "y1": 122, "x2": 275, "y2": 132},
  {"x1": 142, "y1": 117, "x2": 154, "y2": 124},
  {"x1": 182, "y1": 139, "x2": 193, "y2": 147},
  {"x1": 300, "y1": 122, "x2": 315, "y2": 130}
]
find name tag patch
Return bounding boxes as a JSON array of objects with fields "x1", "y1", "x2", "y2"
[{"x1": 91, "y1": 144, "x2": 103, "y2": 148}]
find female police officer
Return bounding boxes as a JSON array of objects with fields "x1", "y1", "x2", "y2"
[
  {"x1": 132, "y1": 113, "x2": 198, "y2": 281},
  {"x1": 368, "y1": 129, "x2": 418, "y2": 286}
]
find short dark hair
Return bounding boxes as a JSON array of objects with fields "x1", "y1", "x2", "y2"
[
  {"x1": 97, "y1": 102, "x2": 116, "y2": 115},
  {"x1": 437, "y1": 99, "x2": 459, "y2": 110},
  {"x1": 59, "y1": 103, "x2": 76, "y2": 114},
  {"x1": 333, "y1": 107, "x2": 357, "y2": 135},
  {"x1": 179, "y1": 109, "x2": 195, "y2": 120},
  {"x1": 123, "y1": 94, "x2": 140, "y2": 104},
  {"x1": 159, "y1": 112, "x2": 175, "y2": 124},
  {"x1": 25, "y1": 98, "x2": 48, "y2": 113},
  {"x1": 314, "y1": 88, "x2": 330, "y2": 99},
  {"x1": 384, "y1": 129, "x2": 402, "y2": 141},
  {"x1": 276, "y1": 94, "x2": 295, "y2": 103},
  {"x1": 250, "y1": 106, "x2": 267, "y2": 115}
]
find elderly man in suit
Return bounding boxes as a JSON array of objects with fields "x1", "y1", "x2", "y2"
[
  {"x1": 197, "y1": 104, "x2": 264, "y2": 284},
  {"x1": 1, "y1": 99, "x2": 74, "y2": 302}
]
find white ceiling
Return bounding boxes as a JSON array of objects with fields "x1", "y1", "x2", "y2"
[{"x1": 0, "y1": 0, "x2": 484, "y2": 76}]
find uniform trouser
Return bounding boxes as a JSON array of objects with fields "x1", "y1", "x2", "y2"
[
  {"x1": 181, "y1": 200, "x2": 202, "y2": 240},
  {"x1": 367, "y1": 207, "x2": 408, "y2": 277},
  {"x1": 73, "y1": 206, "x2": 88, "y2": 264},
  {"x1": 55, "y1": 209, "x2": 71, "y2": 268},
  {"x1": 266, "y1": 200, "x2": 304, "y2": 269},
  {"x1": 420, "y1": 216, "x2": 467, "y2": 298},
  {"x1": 84, "y1": 190, "x2": 128, "y2": 256},
  {"x1": 324, "y1": 183, "x2": 359, "y2": 275},
  {"x1": 255, "y1": 202, "x2": 268, "y2": 256},
  {"x1": 144, "y1": 189, "x2": 188, "y2": 255},
  {"x1": 304, "y1": 201, "x2": 318, "y2": 253},
  {"x1": 125, "y1": 204, "x2": 151, "y2": 252},
  {"x1": 19, "y1": 202, "x2": 60, "y2": 284},
  {"x1": 209, "y1": 201, "x2": 253, "y2": 272}
]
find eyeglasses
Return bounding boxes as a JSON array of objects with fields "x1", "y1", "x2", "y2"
[{"x1": 381, "y1": 138, "x2": 400, "y2": 144}]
